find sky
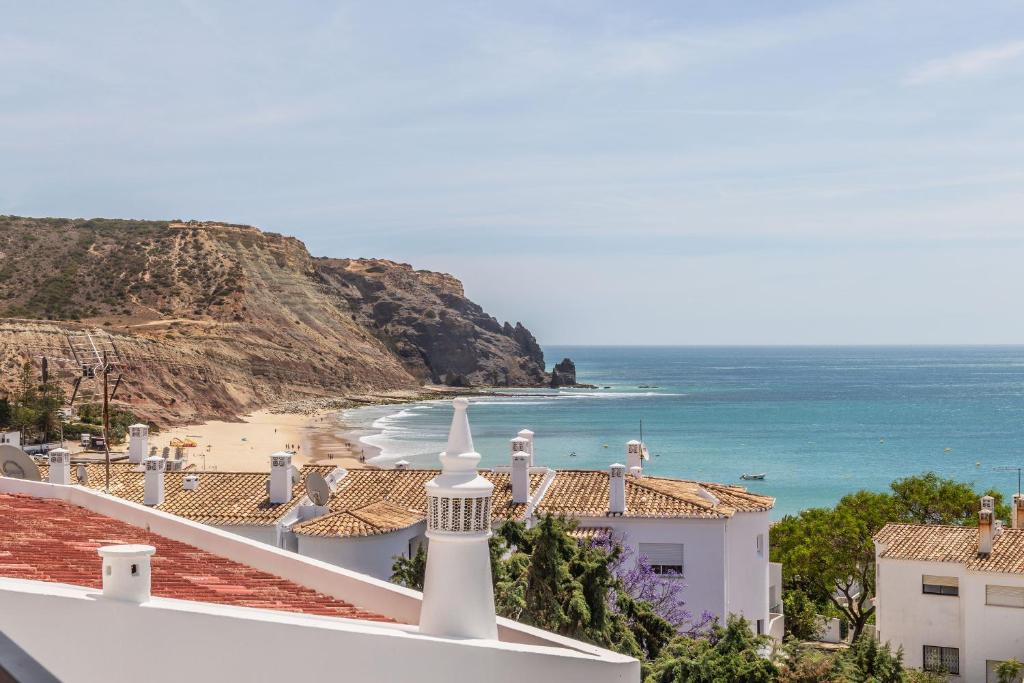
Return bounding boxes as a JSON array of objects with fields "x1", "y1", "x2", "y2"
[{"x1": 2, "y1": 1, "x2": 1023, "y2": 345}]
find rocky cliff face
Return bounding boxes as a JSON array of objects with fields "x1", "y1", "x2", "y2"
[
  {"x1": 0, "y1": 216, "x2": 551, "y2": 424},
  {"x1": 317, "y1": 258, "x2": 547, "y2": 387}
]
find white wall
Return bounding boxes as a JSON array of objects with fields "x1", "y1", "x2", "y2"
[
  {"x1": 0, "y1": 578, "x2": 639, "y2": 683},
  {"x1": 215, "y1": 524, "x2": 277, "y2": 547},
  {"x1": 961, "y1": 569, "x2": 1024, "y2": 682},
  {"x1": 0, "y1": 431, "x2": 20, "y2": 447},
  {"x1": 875, "y1": 558, "x2": 965, "y2": 673},
  {"x1": 298, "y1": 523, "x2": 427, "y2": 580},
  {"x1": 585, "y1": 516, "x2": 729, "y2": 623},
  {"x1": 724, "y1": 510, "x2": 770, "y2": 631}
]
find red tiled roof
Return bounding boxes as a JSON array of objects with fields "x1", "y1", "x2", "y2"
[{"x1": 0, "y1": 494, "x2": 392, "y2": 622}]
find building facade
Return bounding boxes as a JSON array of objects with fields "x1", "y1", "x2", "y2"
[{"x1": 875, "y1": 495, "x2": 1024, "y2": 682}]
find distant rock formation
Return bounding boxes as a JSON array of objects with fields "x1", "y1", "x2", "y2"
[{"x1": 549, "y1": 358, "x2": 578, "y2": 388}]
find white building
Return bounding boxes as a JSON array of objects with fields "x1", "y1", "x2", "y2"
[
  {"x1": 874, "y1": 494, "x2": 1024, "y2": 682},
  {"x1": 0, "y1": 430, "x2": 19, "y2": 447},
  {"x1": 21, "y1": 400, "x2": 781, "y2": 637},
  {"x1": 0, "y1": 441, "x2": 638, "y2": 681}
]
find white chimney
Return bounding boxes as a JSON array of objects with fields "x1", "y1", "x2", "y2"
[
  {"x1": 609, "y1": 463, "x2": 626, "y2": 515},
  {"x1": 97, "y1": 544, "x2": 155, "y2": 603},
  {"x1": 629, "y1": 465, "x2": 643, "y2": 479},
  {"x1": 1013, "y1": 494, "x2": 1024, "y2": 530},
  {"x1": 979, "y1": 495, "x2": 996, "y2": 555},
  {"x1": 517, "y1": 429, "x2": 535, "y2": 465},
  {"x1": 183, "y1": 474, "x2": 199, "y2": 491},
  {"x1": 626, "y1": 440, "x2": 643, "y2": 472},
  {"x1": 76, "y1": 463, "x2": 88, "y2": 486},
  {"x1": 510, "y1": 436, "x2": 529, "y2": 464},
  {"x1": 420, "y1": 398, "x2": 498, "y2": 640},
  {"x1": 128, "y1": 424, "x2": 149, "y2": 465},
  {"x1": 144, "y1": 456, "x2": 165, "y2": 506},
  {"x1": 48, "y1": 448, "x2": 71, "y2": 485},
  {"x1": 269, "y1": 451, "x2": 292, "y2": 504},
  {"x1": 511, "y1": 452, "x2": 529, "y2": 504},
  {"x1": 394, "y1": 460, "x2": 411, "y2": 470}
]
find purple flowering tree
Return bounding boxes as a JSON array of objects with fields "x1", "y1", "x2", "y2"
[{"x1": 590, "y1": 531, "x2": 714, "y2": 636}]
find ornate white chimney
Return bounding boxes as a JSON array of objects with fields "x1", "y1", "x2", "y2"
[
  {"x1": 1013, "y1": 494, "x2": 1024, "y2": 530},
  {"x1": 144, "y1": 456, "x2": 165, "y2": 506},
  {"x1": 419, "y1": 398, "x2": 498, "y2": 640},
  {"x1": 48, "y1": 448, "x2": 71, "y2": 485},
  {"x1": 511, "y1": 451, "x2": 529, "y2": 504},
  {"x1": 128, "y1": 424, "x2": 149, "y2": 465},
  {"x1": 97, "y1": 544, "x2": 155, "y2": 602},
  {"x1": 979, "y1": 495, "x2": 997, "y2": 555},
  {"x1": 626, "y1": 440, "x2": 643, "y2": 472},
  {"x1": 609, "y1": 463, "x2": 626, "y2": 515},
  {"x1": 517, "y1": 429, "x2": 535, "y2": 466},
  {"x1": 269, "y1": 452, "x2": 292, "y2": 504}
]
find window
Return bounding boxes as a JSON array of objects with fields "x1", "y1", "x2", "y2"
[
  {"x1": 639, "y1": 543, "x2": 684, "y2": 576},
  {"x1": 923, "y1": 646, "x2": 959, "y2": 675},
  {"x1": 756, "y1": 619, "x2": 764, "y2": 635},
  {"x1": 756, "y1": 534, "x2": 764, "y2": 557},
  {"x1": 986, "y1": 584, "x2": 1024, "y2": 608},
  {"x1": 922, "y1": 575, "x2": 958, "y2": 596}
]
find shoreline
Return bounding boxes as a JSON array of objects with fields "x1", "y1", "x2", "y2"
[{"x1": 156, "y1": 386, "x2": 497, "y2": 472}]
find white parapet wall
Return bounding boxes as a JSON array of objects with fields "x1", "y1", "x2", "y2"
[
  {"x1": 0, "y1": 577, "x2": 638, "y2": 683},
  {"x1": 0, "y1": 477, "x2": 635, "y2": 658}
]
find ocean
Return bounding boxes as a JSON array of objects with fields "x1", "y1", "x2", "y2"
[{"x1": 340, "y1": 346, "x2": 1024, "y2": 517}]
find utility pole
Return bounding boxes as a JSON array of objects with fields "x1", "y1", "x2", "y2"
[{"x1": 102, "y1": 351, "x2": 111, "y2": 493}]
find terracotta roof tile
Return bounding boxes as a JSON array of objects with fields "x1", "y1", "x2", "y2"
[
  {"x1": 35, "y1": 463, "x2": 335, "y2": 526},
  {"x1": 293, "y1": 501, "x2": 424, "y2": 538},
  {"x1": 534, "y1": 471, "x2": 773, "y2": 519},
  {"x1": 0, "y1": 493, "x2": 393, "y2": 621},
  {"x1": 875, "y1": 523, "x2": 1024, "y2": 574}
]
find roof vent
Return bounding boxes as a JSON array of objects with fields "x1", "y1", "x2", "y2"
[
  {"x1": 183, "y1": 474, "x2": 199, "y2": 491},
  {"x1": 394, "y1": 460, "x2": 411, "y2": 470}
]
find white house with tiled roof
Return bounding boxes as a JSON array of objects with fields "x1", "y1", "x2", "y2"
[
  {"x1": 0, "y1": 413, "x2": 638, "y2": 682},
  {"x1": 874, "y1": 495, "x2": 1024, "y2": 682},
  {"x1": 19, "y1": 400, "x2": 781, "y2": 637}
]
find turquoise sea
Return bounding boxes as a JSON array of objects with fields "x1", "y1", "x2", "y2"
[{"x1": 341, "y1": 346, "x2": 1024, "y2": 518}]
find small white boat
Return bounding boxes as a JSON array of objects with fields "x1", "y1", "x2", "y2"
[{"x1": 740, "y1": 473, "x2": 766, "y2": 481}]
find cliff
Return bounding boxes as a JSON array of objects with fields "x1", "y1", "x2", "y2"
[{"x1": 0, "y1": 216, "x2": 551, "y2": 425}]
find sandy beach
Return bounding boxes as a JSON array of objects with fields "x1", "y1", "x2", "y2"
[{"x1": 157, "y1": 409, "x2": 368, "y2": 472}]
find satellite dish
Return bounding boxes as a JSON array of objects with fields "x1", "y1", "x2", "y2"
[
  {"x1": 305, "y1": 472, "x2": 331, "y2": 506},
  {"x1": 76, "y1": 463, "x2": 89, "y2": 485},
  {"x1": 0, "y1": 445, "x2": 42, "y2": 481}
]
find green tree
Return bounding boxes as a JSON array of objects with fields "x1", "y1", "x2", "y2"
[
  {"x1": 836, "y1": 635, "x2": 904, "y2": 683},
  {"x1": 890, "y1": 472, "x2": 1009, "y2": 525},
  {"x1": 781, "y1": 588, "x2": 823, "y2": 641},
  {"x1": 772, "y1": 490, "x2": 892, "y2": 640},
  {"x1": 0, "y1": 397, "x2": 11, "y2": 428},
  {"x1": 996, "y1": 659, "x2": 1024, "y2": 683},
  {"x1": 391, "y1": 544, "x2": 427, "y2": 590},
  {"x1": 644, "y1": 616, "x2": 777, "y2": 683}
]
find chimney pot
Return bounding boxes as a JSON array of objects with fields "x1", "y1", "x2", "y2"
[
  {"x1": 128, "y1": 424, "x2": 149, "y2": 465},
  {"x1": 609, "y1": 464, "x2": 626, "y2": 515},
  {"x1": 1012, "y1": 493, "x2": 1024, "y2": 530},
  {"x1": 269, "y1": 451, "x2": 292, "y2": 504},
  {"x1": 183, "y1": 474, "x2": 199, "y2": 491},
  {"x1": 97, "y1": 545, "x2": 155, "y2": 602},
  {"x1": 517, "y1": 429, "x2": 535, "y2": 466},
  {"x1": 143, "y1": 456, "x2": 165, "y2": 506},
  {"x1": 979, "y1": 496, "x2": 997, "y2": 555},
  {"x1": 394, "y1": 460, "x2": 411, "y2": 471},
  {"x1": 626, "y1": 440, "x2": 643, "y2": 472},
  {"x1": 48, "y1": 448, "x2": 71, "y2": 485},
  {"x1": 511, "y1": 452, "x2": 529, "y2": 504},
  {"x1": 629, "y1": 465, "x2": 643, "y2": 479}
]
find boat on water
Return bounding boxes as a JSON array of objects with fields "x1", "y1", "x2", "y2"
[{"x1": 740, "y1": 473, "x2": 766, "y2": 481}]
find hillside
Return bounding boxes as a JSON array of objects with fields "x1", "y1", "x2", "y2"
[{"x1": 0, "y1": 216, "x2": 550, "y2": 425}]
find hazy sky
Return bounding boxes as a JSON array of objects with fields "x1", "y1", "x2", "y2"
[{"x1": 3, "y1": 1, "x2": 1023, "y2": 345}]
